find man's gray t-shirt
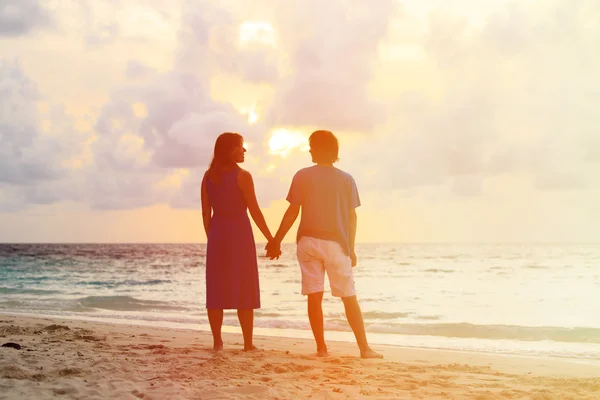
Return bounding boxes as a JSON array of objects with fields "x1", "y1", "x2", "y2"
[{"x1": 286, "y1": 165, "x2": 360, "y2": 256}]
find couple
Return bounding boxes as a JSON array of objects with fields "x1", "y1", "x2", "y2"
[{"x1": 201, "y1": 130, "x2": 382, "y2": 359}]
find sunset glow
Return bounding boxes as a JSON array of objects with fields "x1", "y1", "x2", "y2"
[
  {"x1": 268, "y1": 129, "x2": 308, "y2": 157},
  {"x1": 240, "y1": 106, "x2": 259, "y2": 124},
  {"x1": 1, "y1": 0, "x2": 598, "y2": 245},
  {"x1": 1, "y1": 2, "x2": 599, "y2": 397},
  {"x1": 239, "y1": 21, "x2": 276, "y2": 47}
]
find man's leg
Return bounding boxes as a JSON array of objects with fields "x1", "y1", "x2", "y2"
[
  {"x1": 237, "y1": 309, "x2": 258, "y2": 351},
  {"x1": 297, "y1": 238, "x2": 328, "y2": 356},
  {"x1": 307, "y1": 291, "x2": 328, "y2": 356},
  {"x1": 341, "y1": 296, "x2": 383, "y2": 359},
  {"x1": 207, "y1": 309, "x2": 224, "y2": 350}
]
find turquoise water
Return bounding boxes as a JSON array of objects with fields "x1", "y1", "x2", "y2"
[{"x1": 1, "y1": 243, "x2": 599, "y2": 359}]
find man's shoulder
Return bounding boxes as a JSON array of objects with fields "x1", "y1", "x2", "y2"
[
  {"x1": 300, "y1": 165, "x2": 319, "y2": 173},
  {"x1": 332, "y1": 168, "x2": 357, "y2": 186},
  {"x1": 334, "y1": 167, "x2": 354, "y2": 179},
  {"x1": 296, "y1": 166, "x2": 355, "y2": 180},
  {"x1": 294, "y1": 166, "x2": 356, "y2": 185},
  {"x1": 293, "y1": 166, "x2": 317, "y2": 178}
]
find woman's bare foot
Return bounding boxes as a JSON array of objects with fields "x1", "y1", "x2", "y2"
[
  {"x1": 243, "y1": 345, "x2": 260, "y2": 352},
  {"x1": 213, "y1": 341, "x2": 223, "y2": 351},
  {"x1": 316, "y1": 346, "x2": 329, "y2": 357},
  {"x1": 360, "y1": 348, "x2": 383, "y2": 359}
]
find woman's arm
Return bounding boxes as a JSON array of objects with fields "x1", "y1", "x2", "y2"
[
  {"x1": 238, "y1": 169, "x2": 274, "y2": 242},
  {"x1": 201, "y1": 172, "x2": 212, "y2": 237}
]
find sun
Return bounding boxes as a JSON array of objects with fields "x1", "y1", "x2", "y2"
[
  {"x1": 268, "y1": 129, "x2": 308, "y2": 157},
  {"x1": 239, "y1": 21, "x2": 276, "y2": 47}
]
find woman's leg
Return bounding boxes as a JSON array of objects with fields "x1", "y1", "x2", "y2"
[
  {"x1": 207, "y1": 309, "x2": 224, "y2": 350},
  {"x1": 237, "y1": 309, "x2": 256, "y2": 351}
]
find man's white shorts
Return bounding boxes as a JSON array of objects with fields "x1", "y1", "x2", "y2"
[{"x1": 296, "y1": 236, "x2": 356, "y2": 298}]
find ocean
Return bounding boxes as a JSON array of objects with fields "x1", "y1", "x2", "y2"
[{"x1": 1, "y1": 243, "x2": 599, "y2": 360}]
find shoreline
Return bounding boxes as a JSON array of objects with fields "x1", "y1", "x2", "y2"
[
  {"x1": 3, "y1": 311, "x2": 600, "y2": 363},
  {"x1": 1, "y1": 313, "x2": 599, "y2": 399}
]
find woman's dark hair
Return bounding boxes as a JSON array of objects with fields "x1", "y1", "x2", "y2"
[
  {"x1": 207, "y1": 132, "x2": 243, "y2": 183},
  {"x1": 309, "y1": 130, "x2": 339, "y2": 163}
]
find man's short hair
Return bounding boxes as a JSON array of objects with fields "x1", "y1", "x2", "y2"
[{"x1": 309, "y1": 130, "x2": 339, "y2": 163}]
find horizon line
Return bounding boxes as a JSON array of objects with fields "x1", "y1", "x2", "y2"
[{"x1": 0, "y1": 242, "x2": 599, "y2": 245}]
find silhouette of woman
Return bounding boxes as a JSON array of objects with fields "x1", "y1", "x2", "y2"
[{"x1": 201, "y1": 132, "x2": 275, "y2": 351}]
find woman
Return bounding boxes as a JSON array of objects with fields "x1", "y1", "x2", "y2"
[{"x1": 201, "y1": 132, "x2": 275, "y2": 351}]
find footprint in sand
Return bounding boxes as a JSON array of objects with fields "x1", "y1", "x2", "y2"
[
  {"x1": 44, "y1": 324, "x2": 70, "y2": 332},
  {"x1": 57, "y1": 368, "x2": 85, "y2": 377},
  {"x1": 217, "y1": 385, "x2": 270, "y2": 396},
  {"x1": 52, "y1": 387, "x2": 77, "y2": 396},
  {"x1": 1, "y1": 365, "x2": 30, "y2": 379}
]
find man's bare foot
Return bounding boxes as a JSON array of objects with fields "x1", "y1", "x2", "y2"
[
  {"x1": 213, "y1": 341, "x2": 223, "y2": 351},
  {"x1": 360, "y1": 348, "x2": 383, "y2": 359},
  {"x1": 243, "y1": 345, "x2": 261, "y2": 352}
]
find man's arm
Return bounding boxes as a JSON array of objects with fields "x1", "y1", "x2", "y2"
[
  {"x1": 273, "y1": 203, "x2": 300, "y2": 244},
  {"x1": 264, "y1": 172, "x2": 302, "y2": 259},
  {"x1": 349, "y1": 208, "x2": 357, "y2": 267}
]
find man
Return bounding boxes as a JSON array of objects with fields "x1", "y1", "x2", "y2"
[{"x1": 267, "y1": 130, "x2": 383, "y2": 359}]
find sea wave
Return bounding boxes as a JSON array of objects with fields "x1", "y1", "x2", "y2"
[
  {"x1": 78, "y1": 296, "x2": 187, "y2": 312},
  {"x1": 362, "y1": 311, "x2": 412, "y2": 319},
  {"x1": 254, "y1": 319, "x2": 600, "y2": 345},
  {"x1": 249, "y1": 320, "x2": 600, "y2": 344},
  {"x1": 363, "y1": 322, "x2": 600, "y2": 344},
  {"x1": 0, "y1": 287, "x2": 61, "y2": 295},
  {"x1": 3, "y1": 301, "x2": 599, "y2": 347},
  {"x1": 82, "y1": 279, "x2": 172, "y2": 288},
  {"x1": 0, "y1": 294, "x2": 190, "y2": 314}
]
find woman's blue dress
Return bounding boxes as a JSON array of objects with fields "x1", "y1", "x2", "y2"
[{"x1": 205, "y1": 168, "x2": 260, "y2": 309}]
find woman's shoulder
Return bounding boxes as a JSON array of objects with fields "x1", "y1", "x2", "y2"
[{"x1": 237, "y1": 167, "x2": 252, "y2": 180}]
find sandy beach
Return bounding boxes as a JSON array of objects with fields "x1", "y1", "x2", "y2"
[{"x1": 0, "y1": 314, "x2": 598, "y2": 399}]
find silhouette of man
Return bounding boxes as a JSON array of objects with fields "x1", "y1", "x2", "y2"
[{"x1": 267, "y1": 130, "x2": 383, "y2": 359}]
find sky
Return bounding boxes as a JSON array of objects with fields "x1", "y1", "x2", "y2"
[{"x1": 0, "y1": 0, "x2": 599, "y2": 243}]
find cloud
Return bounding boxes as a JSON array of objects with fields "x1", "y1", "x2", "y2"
[
  {"x1": 84, "y1": 65, "x2": 267, "y2": 209},
  {"x1": 0, "y1": 186, "x2": 24, "y2": 212},
  {"x1": 77, "y1": 1, "x2": 180, "y2": 49},
  {"x1": 3, "y1": 0, "x2": 600, "y2": 216},
  {"x1": 344, "y1": 90, "x2": 498, "y2": 192},
  {"x1": 0, "y1": 60, "x2": 64, "y2": 185},
  {"x1": 264, "y1": 0, "x2": 398, "y2": 132},
  {"x1": 0, "y1": 0, "x2": 53, "y2": 36},
  {"x1": 125, "y1": 60, "x2": 155, "y2": 79},
  {"x1": 176, "y1": 2, "x2": 279, "y2": 84},
  {"x1": 85, "y1": 21, "x2": 120, "y2": 47},
  {"x1": 346, "y1": 0, "x2": 600, "y2": 193},
  {"x1": 0, "y1": 1, "x2": 282, "y2": 212},
  {"x1": 0, "y1": 61, "x2": 91, "y2": 213},
  {"x1": 164, "y1": 109, "x2": 256, "y2": 166}
]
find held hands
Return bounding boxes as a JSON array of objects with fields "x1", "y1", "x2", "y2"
[{"x1": 265, "y1": 240, "x2": 282, "y2": 260}]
